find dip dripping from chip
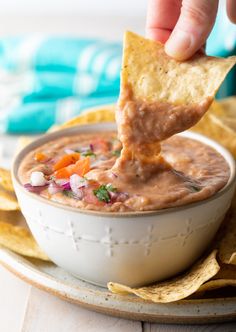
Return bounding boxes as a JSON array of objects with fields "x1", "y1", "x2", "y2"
[{"x1": 112, "y1": 31, "x2": 236, "y2": 181}]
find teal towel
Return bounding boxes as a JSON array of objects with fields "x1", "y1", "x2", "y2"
[
  {"x1": 0, "y1": 23, "x2": 235, "y2": 133},
  {"x1": 0, "y1": 37, "x2": 122, "y2": 133}
]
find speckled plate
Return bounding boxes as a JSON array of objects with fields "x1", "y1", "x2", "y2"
[{"x1": 0, "y1": 247, "x2": 236, "y2": 324}]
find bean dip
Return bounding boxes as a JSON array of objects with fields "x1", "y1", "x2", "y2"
[{"x1": 18, "y1": 131, "x2": 229, "y2": 212}]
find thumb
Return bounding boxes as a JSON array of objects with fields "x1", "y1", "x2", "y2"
[{"x1": 165, "y1": 0, "x2": 219, "y2": 61}]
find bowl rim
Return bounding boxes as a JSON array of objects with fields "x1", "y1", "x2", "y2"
[{"x1": 12, "y1": 122, "x2": 236, "y2": 218}]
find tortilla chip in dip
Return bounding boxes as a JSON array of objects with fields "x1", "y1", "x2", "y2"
[
  {"x1": 114, "y1": 31, "x2": 236, "y2": 174},
  {"x1": 108, "y1": 250, "x2": 220, "y2": 303}
]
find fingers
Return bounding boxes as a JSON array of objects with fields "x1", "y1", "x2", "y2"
[
  {"x1": 227, "y1": 0, "x2": 236, "y2": 23},
  {"x1": 165, "y1": 0, "x2": 219, "y2": 61},
  {"x1": 146, "y1": 0, "x2": 181, "y2": 43}
]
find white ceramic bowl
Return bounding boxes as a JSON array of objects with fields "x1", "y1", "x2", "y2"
[{"x1": 12, "y1": 123, "x2": 236, "y2": 287}]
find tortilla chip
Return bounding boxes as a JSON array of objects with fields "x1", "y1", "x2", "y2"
[
  {"x1": 0, "y1": 189, "x2": 19, "y2": 211},
  {"x1": 53, "y1": 105, "x2": 115, "y2": 131},
  {"x1": 219, "y1": 96, "x2": 236, "y2": 117},
  {"x1": 213, "y1": 264, "x2": 236, "y2": 280},
  {"x1": 108, "y1": 250, "x2": 220, "y2": 303},
  {"x1": 16, "y1": 136, "x2": 34, "y2": 152},
  {"x1": 192, "y1": 98, "x2": 236, "y2": 157},
  {"x1": 216, "y1": 194, "x2": 236, "y2": 265},
  {"x1": 0, "y1": 221, "x2": 49, "y2": 261},
  {"x1": 121, "y1": 31, "x2": 236, "y2": 105},
  {"x1": 0, "y1": 167, "x2": 14, "y2": 192},
  {"x1": 197, "y1": 279, "x2": 236, "y2": 293},
  {"x1": 218, "y1": 201, "x2": 236, "y2": 265},
  {"x1": 196, "y1": 264, "x2": 236, "y2": 293}
]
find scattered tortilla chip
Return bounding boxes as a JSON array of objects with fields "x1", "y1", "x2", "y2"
[
  {"x1": 0, "y1": 221, "x2": 49, "y2": 261},
  {"x1": 16, "y1": 136, "x2": 34, "y2": 152},
  {"x1": 192, "y1": 98, "x2": 236, "y2": 157},
  {"x1": 219, "y1": 96, "x2": 236, "y2": 118},
  {"x1": 121, "y1": 31, "x2": 235, "y2": 106},
  {"x1": 196, "y1": 264, "x2": 236, "y2": 293},
  {"x1": 52, "y1": 105, "x2": 115, "y2": 132},
  {"x1": 218, "y1": 208, "x2": 236, "y2": 265},
  {"x1": 197, "y1": 279, "x2": 236, "y2": 294},
  {"x1": 0, "y1": 209, "x2": 27, "y2": 228},
  {"x1": 0, "y1": 189, "x2": 19, "y2": 211},
  {"x1": 213, "y1": 263, "x2": 236, "y2": 280},
  {"x1": 0, "y1": 167, "x2": 14, "y2": 192},
  {"x1": 108, "y1": 250, "x2": 220, "y2": 303}
]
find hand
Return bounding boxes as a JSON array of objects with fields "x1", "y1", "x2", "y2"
[{"x1": 146, "y1": 0, "x2": 236, "y2": 61}]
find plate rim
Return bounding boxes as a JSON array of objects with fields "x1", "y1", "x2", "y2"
[{"x1": 0, "y1": 247, "x2": 236, "y2": 325}]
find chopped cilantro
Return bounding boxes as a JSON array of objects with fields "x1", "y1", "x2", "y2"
[
  {"x1": 93, "y1": 184, "x2": 117, "y2": 203},
  {"x1": 63, "y1": 190, "x2": 75, "y2": 198},
  {"x1": 81, "y1": 150, "x2": 96, "y2": 157},
  {"x1": 112, "y1": 150, "x2": 121, "y2": 157}
]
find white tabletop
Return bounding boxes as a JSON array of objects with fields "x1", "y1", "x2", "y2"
[{"x1": 1, "y1": 264, "x2": 236, "y2": 332}]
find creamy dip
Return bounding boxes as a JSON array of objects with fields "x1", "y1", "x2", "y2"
[
  {"x1": 18, "y1": 131, "x2": 229, "y2": 212},
  {"x1": 113, "y1": 87, "x2": 212, "y2": 181}
]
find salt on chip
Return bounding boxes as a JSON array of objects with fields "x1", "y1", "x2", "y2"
[
  {"x1": 0, "y1": 221, "x2": 49, "y2": 261},
  {"x1": 108, "y1": 250, "x2": 220, "y2": 303},
  {"x1": 0, "y1": 189, "x2": 19, "y2": 211},
  {"x1": 0, "y1": 167, "x2": 14, "y2": 192}
]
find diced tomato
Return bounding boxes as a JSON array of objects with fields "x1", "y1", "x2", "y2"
[
  {"x1": 34, "y1": 152, "x2": 48, "y2": 162},
  {"x1": 82, "y1": 182, "x2": 104, "y2": 206},
  {"x1": 53, "y1": 165, "x2": 74, "y2": 179},
  {"x1": 73, "y1": 157, "x2": 90, "y2": 176},
  {"x1": 91, "y1": 138, "x2": 110, "y2": 153},
  {"x1": 53, "y1": 153, "x2": 80, "y2": 171},
  {"x1": 54, "y1": 157, "x2": 90, "y2": 179}
]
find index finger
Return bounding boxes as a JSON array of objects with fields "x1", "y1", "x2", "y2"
[{"x1": 146, "y1": 0, "x2": 181, "y2": 43}]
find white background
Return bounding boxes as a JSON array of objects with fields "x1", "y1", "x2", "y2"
[{"x1": 0, "y1": 0, "x2": 147, "y2": 16}]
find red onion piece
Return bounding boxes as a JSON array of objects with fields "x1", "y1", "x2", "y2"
[
  {"x1": 64, "y1": 148, "x2": 75, "y2": 154},
  {"x1": 24, "y1": 183, "x2": 48, "y2": 194},
  {"x1": 55, "y1": 179, "x2": 69, "y2": 186},
  {"x1": 109, "y1": 191, "x2": 129, "y2": 203},
  {"x1": 61, "y1": 182, "x2": 71, "y2": 191},
  {"x1": 70, "y1": 174, "x2": 87, "y2": 198},
  {"x1": 48, "y1": 182, "x2": 63, "y2": 195}
]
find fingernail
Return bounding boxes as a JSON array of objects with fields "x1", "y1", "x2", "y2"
[{"x1": 165, "y1": 30, "x2": 192, "y2": 60}]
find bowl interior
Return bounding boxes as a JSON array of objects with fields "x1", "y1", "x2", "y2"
[{"x1": 12, "y1": 122, "x2": 236, "y2": 217}]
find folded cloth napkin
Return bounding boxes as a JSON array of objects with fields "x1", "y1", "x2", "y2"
[{"x1": 0, "y1": 36, "x2": 122, "y2": 133}]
